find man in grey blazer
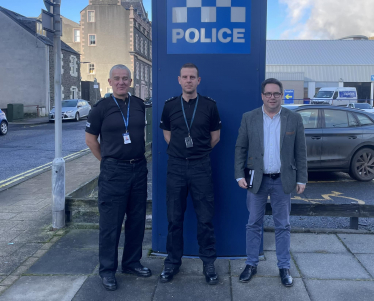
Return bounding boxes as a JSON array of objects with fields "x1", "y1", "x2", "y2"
[{"x1": 234, "y1": 78, "x2": 307, "y2": 287}]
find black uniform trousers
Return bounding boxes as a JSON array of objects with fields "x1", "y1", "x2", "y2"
[
  {"x1": 165, "y1": 155, "x2": 217, "y2": 268},
  {"x1": 98, "y1": 157, "x2": 147, "y2": 277}
]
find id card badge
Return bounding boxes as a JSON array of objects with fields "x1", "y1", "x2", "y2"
[
  {"x1": 185, "y1": 136, "x2": 193, "y2": 148},
  {"x1": 123, "y1": 133, "x2": 131, "y2": 144}
]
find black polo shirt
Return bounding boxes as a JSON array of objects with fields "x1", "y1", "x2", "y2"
[
  {"x1": 85, "y1": 95, "x2": 145, "y2": 160},
  {"x1": 160, "y1": 94, "x2": 221, "y2": 159}
]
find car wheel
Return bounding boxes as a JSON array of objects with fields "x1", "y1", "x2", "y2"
[
  {"x1": 349, "y1": 148, "x2": 374, "y2": 181},
  {"x1": 0, "y1": 121, "x2": 7, "y2": 135},
  {"x1": 75, "y1": 112, "x2": 80, "y2": 122}
]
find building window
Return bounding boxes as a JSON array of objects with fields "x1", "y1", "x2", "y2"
[
  {"x1": 150, "y1": 67, "x2": 152, "y2": 83},
  {"x1": 136, "y1": 34, "x2": 139, "y2": 51},
  {"x1": 70, "y1": 56, "x2": 78, "y2": 77},
  {"x1": 87, "y1": 11, "x2": 95, "y2": 22},
  {"x1": 144, "y1": 41, "x2": 148, "y2": 56},
  {"x1": 145, "y1": 66, "x2": 148, "y2": 82},
  {"x1": 88, "y1": 34, "x2": 96, "y2": 46},
  {"x1": 150, "y1": 45, "x2": 152, "y2": 60},
  {"x1": 140, "y1": 38, "x2": 144, "y2": 53},
  {"x1": 88, "y1": 63, "x2": 95, "y2": 74},
  {"x1": 36, "y1": 22, "x2": 46, "y2": 36},
  {"x1": 141, "y1": 64, "x2": 144, "y2": 80},
  {"x1": 70, "y1": 86, "x2": 79, "y2": 99},
  {"x1": 136, "y1": 62, "x2": 140, "y2": 79},
  {"x1": 74, "y1": 29, "x2": 80, "y2": 42}
]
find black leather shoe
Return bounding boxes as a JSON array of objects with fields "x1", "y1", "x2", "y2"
[
  {"x1": 279, "y1": 269, "x2": 293, "y2": 287},
  {"x1": 101, "y1": 275, "x2": 117, "y2": 291},
  {"x1": 239, "y1": 265, "x2": 257, "y2": 283},
  {"x1": 203, "y1": 263, "x2": 219, "y2": 285},
  {"x1": 159, "y1": 267, "x2": 179, "y2": 283},
  {"x1": 122, "y1": 265, "x2": 152, "y2": 277}
]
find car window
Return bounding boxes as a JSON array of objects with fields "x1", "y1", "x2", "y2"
[
  {"x1": 298, "y1": 109, "x2": 319, "y2": 129},
  {"x1": 355, "y1": 113, "x2": 374, "y2": 126},
  {"x1": 348, "y1": 112, "x2": 359, "y2": 127},
  {"x1": 324, "y1": 109, "x2": 348, "y2": 128},
  {"x1": 333, "y1": 92, "x2": 338, "y2": 99}
]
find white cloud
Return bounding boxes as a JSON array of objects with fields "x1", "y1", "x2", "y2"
[{"x1": 279, "y1": 0, "x2": 374, "y2": 39}]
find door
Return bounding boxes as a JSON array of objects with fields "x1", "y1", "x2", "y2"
[
  {"x1": 320, "y1": 109, "x2": 363, "y2": 169},
  {"x1": 297, "y1": 108, "x2": 322, "y2": 169}
]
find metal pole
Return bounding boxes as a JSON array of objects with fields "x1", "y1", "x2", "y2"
[
  {"x1": 371, "y1": 82, "x2": 374, "y2": 107},
  {"x1": 52, "y1": 0, "x2": 65, "y2": 229}
]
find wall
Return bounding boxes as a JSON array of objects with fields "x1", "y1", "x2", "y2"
[
  {"x1": 61, "y1": 16, "x2": 81, "y2": 54},
  {"x1": 0, "y1": 12, "x2": 48, "y2": 113},
  {"x1": 281, "y1": 80, "x2": 305, "y2": 103}
]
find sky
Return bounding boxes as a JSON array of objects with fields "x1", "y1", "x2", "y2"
[{"x1": 0, "y1": 0, "x2": 373, "y2": 40}]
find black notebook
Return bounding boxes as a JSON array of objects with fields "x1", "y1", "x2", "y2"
[{"x1": 244, "y1": 168, "x2": 255, "y2": 188}]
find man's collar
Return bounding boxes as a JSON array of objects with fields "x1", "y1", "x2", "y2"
[{"x1": 262, "y1": 105, "x2": 282, "y2": 118}]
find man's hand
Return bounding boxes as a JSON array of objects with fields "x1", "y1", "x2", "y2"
[
  {"x1": 296, "y1": 184, "x2": 306, "y2": 194},
  {"x1": 238, "y1": 178, "x2": 248, "y2": 189}
]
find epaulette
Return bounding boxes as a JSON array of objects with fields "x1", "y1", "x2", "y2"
[
  {"x1": 205, "y1": 96, "x2": 216, "y2": 103},
  {"x1": 165, "y1": 96, "x2": 178, "y2": 103},
  {"x1": 93, "y1": 98, "x2": 105, "y2": 107}
]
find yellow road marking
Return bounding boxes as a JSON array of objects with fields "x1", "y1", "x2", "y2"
[
  {"x1": 291, "y1": 191, "x2": 365, "y2": 205},
  {"x1": 0, "y1": 148, "x2": 90, "y2": 189}
]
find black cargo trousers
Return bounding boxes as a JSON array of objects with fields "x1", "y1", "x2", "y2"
[
  {"x1": 98, "y1": 157, "x2": 147, "y2": 277},
  {"x1": 164, "y1": 155, "x2": 217, "y2": 268}
]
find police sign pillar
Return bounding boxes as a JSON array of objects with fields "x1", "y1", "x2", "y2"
[{"x1": 152, "y1": 0, "x2": 267, "y2": 256}]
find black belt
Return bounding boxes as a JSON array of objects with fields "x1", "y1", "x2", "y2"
[
  {"x1": 263, "y1": 173, "x2": 280, "y2": 179},
  {"x1": 106, "y1": 156, "x2": 144, "y2": 164}
]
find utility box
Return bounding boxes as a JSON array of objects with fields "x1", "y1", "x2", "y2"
[{"x1": 7, "y1": 104, "x2": 24, "y2": 121}]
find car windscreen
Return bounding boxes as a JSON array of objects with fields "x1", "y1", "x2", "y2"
[
  {"x1": 315, "y1": 91, "x2": 334, "y2": 98},
  {"x1": 355, "y1": 103, "x2": 372, "y2": 109},
  {"x1": 62, "y1": 100, "x2": 78, "y2": 107}
]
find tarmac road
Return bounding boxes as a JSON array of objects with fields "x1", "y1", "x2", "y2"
[
  {"x1": 0, "y1": 120, "x2": 89, "y2": 184},
  {"x1": 264, "y1": 171, "x2": 374, "y2": 231}
]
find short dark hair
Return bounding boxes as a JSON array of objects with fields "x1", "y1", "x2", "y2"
[
  {"x1": 261, "y1": 78, "x2": 283, "y2": 94},
  {"x1": 180, "y1": 63, "x2": 199, "y2": 77}
]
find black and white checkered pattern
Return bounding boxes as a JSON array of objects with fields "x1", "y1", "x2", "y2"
[{"x1": 172, "y1": 0, "x2": 246, "y2": 23}]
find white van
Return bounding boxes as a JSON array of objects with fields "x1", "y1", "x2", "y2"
[{"x1": 311, "y1": 87, "x2": 357, "y2": 105}]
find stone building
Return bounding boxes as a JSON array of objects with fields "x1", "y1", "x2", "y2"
[
  {"x1": 0, "y1": 7, "x2": 81, "y2": 114},
  {"x1": 80, "y1": 0, "x2": 152, "y2": 99}
]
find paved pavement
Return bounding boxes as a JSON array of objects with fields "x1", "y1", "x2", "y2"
[{"x1": 8, "y1": 117, "x2": 50, "y2": 125}]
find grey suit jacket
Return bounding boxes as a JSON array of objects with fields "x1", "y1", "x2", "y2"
[{"x1": 235, "y1": 107, "x2": 307, "y2": 194}]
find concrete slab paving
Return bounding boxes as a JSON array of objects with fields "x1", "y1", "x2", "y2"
[
  {"x1": 27, "y1": 247, "x2": 99, "y2": 275},
  {"x1": 12, "y1": 230, "x2": 54, "y2": 243},
  {"x1": 338, "y1": 234, "x2": 374, "y2": 254},
  {"x1": 293, "y1": 253, "x2": 371, "y2": 279},
  {"x1": 153, "y1": 275, "x2": 231, "y2": 301},
  {"x1": 0, "y1": 275, "x2": 87, "y2": 301},
  {"x1": 230, "y1": 251, "x2": 300, "y2": 277},
  {"x1": 355, "y1": 254, "x2": 374, "y2": 278},
  {"x1": 290, "y1": 233, "x2": 348, "y2": 253},
  {"x1": 231, "y1": 276, "x2": 310, "y2": 301},
  {"x1": 305, "y1": 279, "x2": 374, "y2": 301},
  {"x1": 52, "y1": 229, "x2": 99, "y2": 249},
  {"x1": 72, "y1": 274, "x2": 156, "y2": 301},
  {"x1": 170, "y1": 258, "x2": 230, "y2": 276},
  {"x1": 0, "y1": 242, "x2": 24, "y2": 257}
]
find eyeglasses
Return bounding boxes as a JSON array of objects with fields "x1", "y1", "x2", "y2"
[{"x1": 263, "y1": 92, "x2": 282, "y2": 98}]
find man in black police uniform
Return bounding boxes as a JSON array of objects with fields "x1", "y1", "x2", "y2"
[
  {"x1": 159, "y1": 63, "x2": 221, "y2": 285},
  {"x1": 85, "y1": 64, "x2": 151, "y2": 291}
]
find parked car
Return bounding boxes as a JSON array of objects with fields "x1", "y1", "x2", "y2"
[
  {"x1": 347, "y1": 102, "x2": 374, "y2": 113},
  {"x1": 49, "y1": 99, "x2": 91, "y2": 122},
  {"x1": 311, "y1": 87, "x2": 357, "y2": 105},
  {"x1": 0, "y1": 108, "x2": 8, "y2": 135},
  {"x1": 283, "y1": 104, "x2": 374, "y2": 181}
]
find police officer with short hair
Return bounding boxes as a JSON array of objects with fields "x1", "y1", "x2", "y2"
[
  {"x1": 85, "y1": 64, "x2": 151, "y2": 291},
  {"x1": 159, "y1": 63, "x2": 221, "y2": 285}
]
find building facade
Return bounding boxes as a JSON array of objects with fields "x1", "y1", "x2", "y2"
[
  {"x1": 0, "y1": 7, "x2": 81, "y2": 114},
  {"x1": 80, "y1": 0, "x2": 152, "y2": 100}
]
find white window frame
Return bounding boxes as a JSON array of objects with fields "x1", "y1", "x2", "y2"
[
  {"x1": 88, "y1": 34, "x2": 96, "y2": 46},
  {"x1": 136, "y1": 62, "x2": 140, "y2": 79},
  {"x1": 88, "y1": 63, "x2": 95, "y2": 74},
  {"x1": 87, "y1": 10, "x2": 95, "y2": 23},
  {"x1": 73, "y1": 29, "x2": 80, "y2": 42}
]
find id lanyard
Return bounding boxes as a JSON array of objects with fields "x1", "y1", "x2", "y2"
[
  {"x1": 112, "y1": 95, "x2": 131, "y2": 133},
  {"x1": 181, "y1": 95, "x2": 199, "y2": 137}
]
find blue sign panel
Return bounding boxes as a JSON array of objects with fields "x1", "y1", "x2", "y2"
[
  {"x1": 284, "y1": 89, "x2": 294, "y2": 104},
  {"x1": 371, "y1": 75, "x2": 374, "y2": 81},
  {"x1": 339, "y1": 91, "x2": 357, "y2": 98},
  {"x1": 167, "y1": 0, "x2": 251, "y2": 54}
]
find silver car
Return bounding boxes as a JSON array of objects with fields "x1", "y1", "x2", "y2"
[
  {"x1": 284, "y1": 105, "x2": 374, "y2": 181},
  {"x1": 49, "y1": 99, "x2": 91, "y2": 122}
]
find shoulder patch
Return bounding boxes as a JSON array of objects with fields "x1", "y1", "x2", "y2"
[
  {"x1": 205, "y1": 96, "x2": 216, "y2": 103},
  {"x1": 165, "y1": 96, "x2": 178, "y2": 103}
]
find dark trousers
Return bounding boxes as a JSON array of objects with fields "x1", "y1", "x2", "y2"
[
  {"x1": 98, "y1": 157, "x2": 147, "y2": 277},
  {"x1": 165, "y1": 155, "x2": 217, "y2": 268}
]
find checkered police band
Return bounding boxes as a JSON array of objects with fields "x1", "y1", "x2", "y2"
[{"x1": 172, "y1": 0, "x2": 246, "y2": 23}]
